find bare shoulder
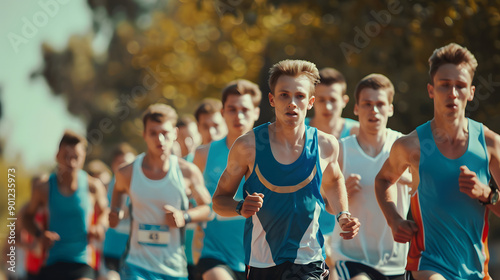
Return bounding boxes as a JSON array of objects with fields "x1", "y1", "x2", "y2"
[
  {"x1": 317, "y1": 129, "x2": 339, "y2": 160},
  {"x1": 116, "y1": 161, "x2": 134, "y2": 182},
  {"x1": 392, "y1": 130, "x2": 420, "y2": 154},
  {"x1": 193, "y1": 144, "x2": 210, "y2": 170},
  {"x1": 194, "y1": 144, "x2": 210, "y2": 158},
  {"x1": 178, "y1": 156, "x2": 201, "y2": 178},
  {"x1": 483, "y1": 125, "x2": 500, "y2": 148},
  {"x1": 232, "y1": 130, "x2": 256, "y2": 156}
]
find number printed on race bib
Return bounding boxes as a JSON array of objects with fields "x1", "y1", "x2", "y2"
[{"x1": 138, "y1": 224, "x2": 170, "y2": 246}]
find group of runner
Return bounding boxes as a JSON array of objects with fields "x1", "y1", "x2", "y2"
[{"x1": 14, "y1": 42, "x2": 500, "y2": 280}]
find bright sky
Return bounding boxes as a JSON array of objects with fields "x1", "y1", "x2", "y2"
[{"x1": 0, "y1": 0, "x2": 92, "y2": 172}]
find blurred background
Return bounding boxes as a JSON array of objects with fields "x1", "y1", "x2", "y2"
[{"x1": 1, "y1": 0, "x2": 499, "y2": 278}]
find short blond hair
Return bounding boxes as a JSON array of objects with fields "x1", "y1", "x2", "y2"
[{"x1": 268, "y1": 60, "x2": 320, "y2": 96}]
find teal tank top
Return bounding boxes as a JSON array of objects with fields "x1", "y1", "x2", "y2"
[
  {"x1": 201, "y1": 137, "x2": 246, "y2": 272},
  {"x1": 243, "y1": 123, "x2": 325, "y2": 267},
  {"x1": 47, "y1": 170, "x2": 91, "y2": 265},
  {"x1": 409, "y1": 119, "x2": 491, "y2": 279}
]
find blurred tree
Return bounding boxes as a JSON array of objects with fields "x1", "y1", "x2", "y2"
[{"x1": 38, "y1": 0, "x2": 500, "y2": 159}]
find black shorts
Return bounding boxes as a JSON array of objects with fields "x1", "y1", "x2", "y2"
[
  {"x1": 246, "y1": 261, "x2": 329, "y2": 280},
  {"x1": 197, "y1": 258, "x2": 246, "y2": 280},
  {"x1": 103, "y1": 256, "x2": 121, "y2": 271},
  {"x1": 39, "y1": 262, "x2": 96, "y2": 280},
  {"x1": 187, "y1": 263, "x2": 197, "y2": 280},
  {"x1": 335, "y1": 261, "x2": 405, "y2": 280}
]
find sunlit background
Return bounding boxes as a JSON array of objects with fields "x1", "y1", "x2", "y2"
[{"x1": 1, "y1": 0, "x2": 500, "y2": 278}]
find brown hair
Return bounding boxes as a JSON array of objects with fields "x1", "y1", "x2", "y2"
[
  {"x1": 221, "y1": 79, "x2": 262, "y2": 107},
  {"x1": 354, "y1": 73, "x2": 395, "y2": 104},
  {"x1": 111, "y1": 142, "x2": 137, "y2": 161},
  {"x1": 142, "y1": 103, "x2": 178, "y2": 130},
  {"x1": 318, "y1": 67, "x2": 347, "y2": 95},
  {"x1": 59, "y1": 129, "x2": 87, "y2": 149},
  {"x1": 176, "y1": 114, "x2": 197, "y2": 128},
  {"x1": 268, "y1": 59, "x2": 320, "y2": 96},
  {"x1": 194, "y1": 98, "x2": 223, "y2": 123},
  {"x1": 429, "y1": 43, "x2": 478, "y2": 84}
]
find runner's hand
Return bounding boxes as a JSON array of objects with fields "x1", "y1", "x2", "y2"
[
  {"x1": 345, "y1": 174, "x2": 362, "y2": 197},
  {"x1": 163, "y1": 205, "x2": 185, "y2": 228},
  {"x1": 338, "y1": 216, "x2": 360, "y2": 240},
  {"x1": 241, "y1": 193, "x2": 264, "y2": 219},
  {"x1": 389, "y1": 218, "x2": 418, "y2": 243},
  {"x1": 459, "y1": 165, "x2": 491, "y2": 202}
]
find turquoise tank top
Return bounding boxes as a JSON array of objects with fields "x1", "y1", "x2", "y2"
[
  {"x1": 409, "y1": 119, "x2": 491, "y2": 279},
  {"x1": 201, "y1": 137, "x2": 246, "y2": 272},
  {"x1": 243, "y1": 123, "x2": 325, "y2": 267},
  {"x1": 47, "y1": 170, "x2": 91, "y2": 265}
]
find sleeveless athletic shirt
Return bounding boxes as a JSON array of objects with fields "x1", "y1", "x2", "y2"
[
  {"x1": 330, "y1": 129, "x2": 410, "y2": 276},
  {"x1": 201, "y1": 137, "x2": 246, "y2": 272},
  {"x1": 125, "y1": 153, "x2": 189, "y2": 277},
  {"x1": 410, "y1": 119, "x2": 491, "y2": 279},
  {"x1": 46, "y1": 170, "x2": 91, "y2": 265},
  {"x1": 243, "y1": 123, "x2": 325, "y2": 268}
]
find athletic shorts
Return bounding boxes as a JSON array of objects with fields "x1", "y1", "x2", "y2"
[
  {"x1": 39, "y1": 262, "x2": 96, "y2": 280},
  {"x1": 121, "y1": 262, "x2": 188, "y2": 280},
  {"x1": 103, "y1": 256, "x2": 121, "y2": 271},
  {"x1": 335, "y1": 261, "x2": 405, "y2": 280},
  {"x1": 196, "y1": 257, "x2": 245, "y2": 280},
  {"x1": 246, "y1": 261, "x2": 329, "y2": 280},
  {"x1": 187, "y1": 264, "x2": 197, "y2": 280}
]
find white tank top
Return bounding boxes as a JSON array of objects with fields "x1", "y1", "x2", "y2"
[
  {"x1": 126, "y1": 153, "x2": 189, "y2": 277},
  {"x1": 328, "y1": 129, "x2": 411, "y2": 276}
]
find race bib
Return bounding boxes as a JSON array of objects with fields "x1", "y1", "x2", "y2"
[{"x1": 137, "y1": 224, "x2": 170, "y2": 246}]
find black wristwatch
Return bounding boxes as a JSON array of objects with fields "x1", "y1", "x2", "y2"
[
  {"x1": 235, "y1": 200, "x2": 244, "y2": 215},
  {"x1": 480, "y1": 189, "x2": 499, "y2": 206}
]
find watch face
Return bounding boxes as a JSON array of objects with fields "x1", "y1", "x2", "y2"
[{"x1": 492, "y1": 190, "x2": 499, "y2": 205}]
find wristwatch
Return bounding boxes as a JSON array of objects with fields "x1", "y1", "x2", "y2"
[
  {"x1": 481, "y1": 188, "x2": 499, "y2": 206},
  {"x1": 336, "y1": 211, "x2": 351, "y2": 223},
  {"x1": 235, "y1": 200, "x2": 244, "y2": 215}
]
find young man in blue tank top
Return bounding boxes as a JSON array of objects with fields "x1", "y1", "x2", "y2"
[
  {"x1": 109, "y1": 104, "x2": 212, "y2": 280},
  {"x1": 329, "y1": 74, "x2": 411, "y2": 280},
  {"x1": 212, "y1": 59, "x2": 361, "y2": 280},
  {"x1": 309, "y1": 67, "x2": 360, "y2": 266},
  {"x1": 23, "y1": 130, "x2": 108, "y2": 280},
  {"x1": 193, "y1": 79, "x2": 261, "y2": 280},
  {"x1": 375, "y1": 43, "x2": 500, "y2": 280}
]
